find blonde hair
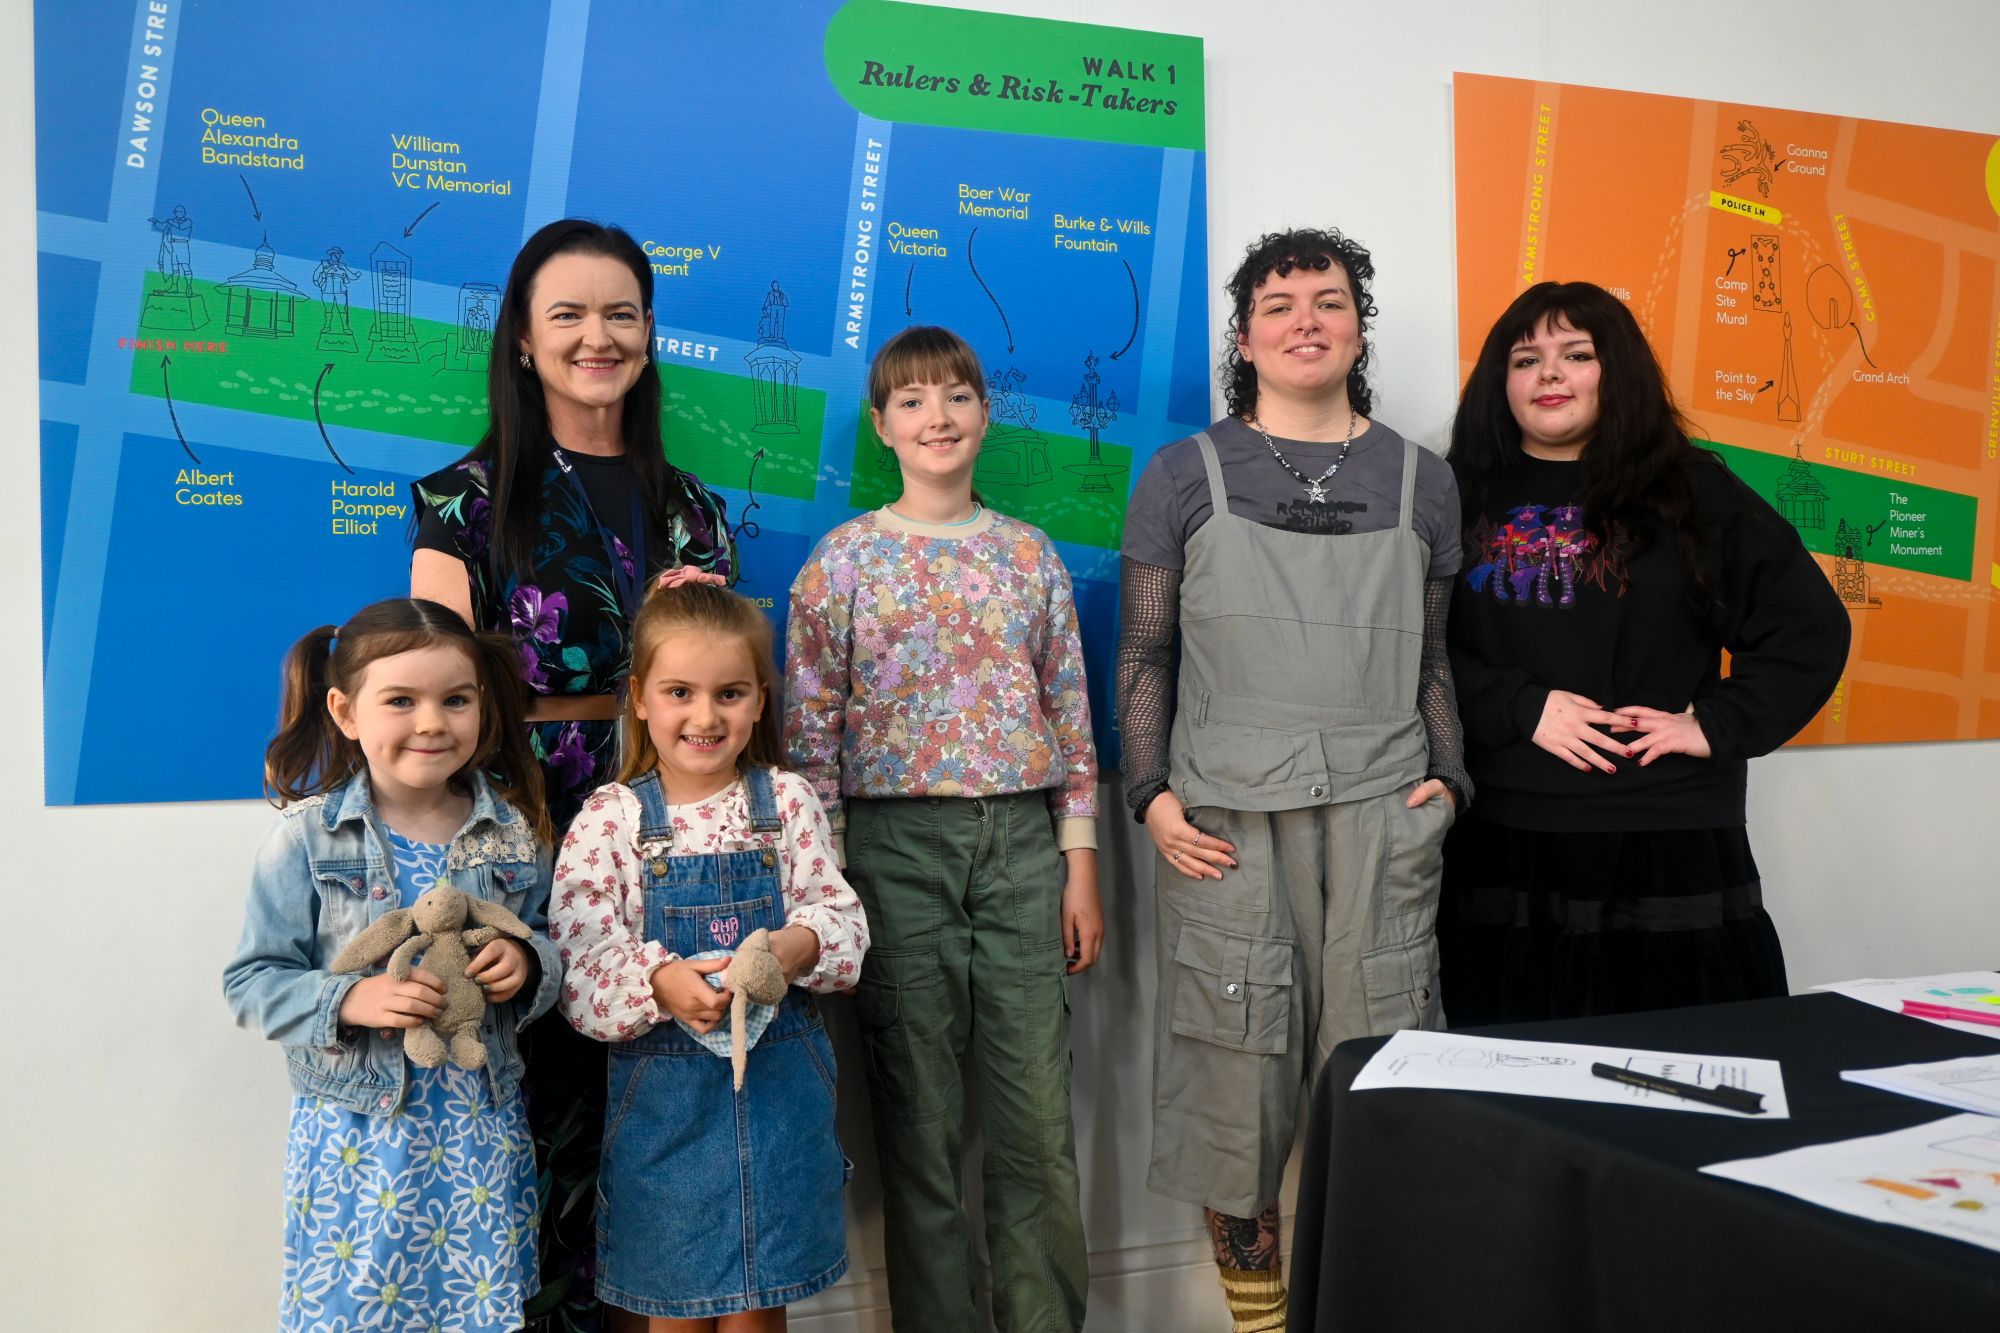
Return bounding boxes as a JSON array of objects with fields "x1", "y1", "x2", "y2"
[{"x1": 616, "y1": 579, "x2": 783, "y2": 783}]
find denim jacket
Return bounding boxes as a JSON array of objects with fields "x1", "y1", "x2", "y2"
[{"x1": 222, "y1": 769, "x2": 559, "y2": 1115}]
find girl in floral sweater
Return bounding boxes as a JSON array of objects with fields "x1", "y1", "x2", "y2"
[{"x1": 785, "y1": 325, "x2": 1101, "y2": 1333}]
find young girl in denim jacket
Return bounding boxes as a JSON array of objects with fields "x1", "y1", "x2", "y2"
[
  {"x1": 551, "y1": 570, "x2": 868, "y2": 1330},
  {"x1": 224, "y1": 597, "x2": 560, "y2": 1333},
  {"x1": 786, "y1": 325, "x2": 1103, "y2": 1333}
]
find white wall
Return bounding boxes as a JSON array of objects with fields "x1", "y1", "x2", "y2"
[{"x1": 6, "y1": 2, "x2": 1997, "y2": 1329}]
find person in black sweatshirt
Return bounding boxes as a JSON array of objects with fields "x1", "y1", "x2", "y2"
[{"x1": 1440, "y1": 280, "x2": 1850, "y2": 1024}]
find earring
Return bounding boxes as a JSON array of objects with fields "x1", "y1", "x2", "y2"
[
  {"x1": 519, "y1": 353, "x2": 532, "y2": 369},
  {"x1": 640, "y1": 354, "x2": 650, "y2": 366}
]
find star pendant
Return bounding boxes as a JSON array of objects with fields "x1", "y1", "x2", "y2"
[{"x1": 1305, "y1": 481, "x2": 1327, "y2": 503}]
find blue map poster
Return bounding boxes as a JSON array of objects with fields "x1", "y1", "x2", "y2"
[{"x1": 35, "y1": 1, "x2": 1209, "y2": 804}]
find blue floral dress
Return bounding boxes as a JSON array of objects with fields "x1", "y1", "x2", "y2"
[
  {"x1": 279, "y1": 830, "x2": 540, "y2": 1333},
  {"x1": 412, "y1": 453, "x2": 736, "y2": 828}
]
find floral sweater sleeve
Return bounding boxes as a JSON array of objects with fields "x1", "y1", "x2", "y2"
[
  {"x1": 1033, "y1": 533, "x2": 1099, "y2": 839},
  {"x1": 784, "y1": 537, "x2": 853, "y2": 831},
  {"x1": 550, "y1": 776, "x2": 869, "y2": 1042}
]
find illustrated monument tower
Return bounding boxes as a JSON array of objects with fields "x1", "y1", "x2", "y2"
[
  {"x1": 368, "y1": 241, "x2": 419, "y2": 364},
  {"x1": 980, "y1": 366, "x2": 1051, "y2": 487},
  {"x1": 312, "y1": 247, "x2": 364, "y2": 353},
  {"x1": 1776, "y1": 312, "x2": 1802, "y2": 422},
  {"x1": 1065, "y1": 352, "x2": 1126, "y2": 493},
  {"x1": 449, "y1": 282, "x2": 500, "y2": 371},
  {"x1": 220, "y1": 235, "x2": 304, "y2": 339},
  {"x1": 745, "y1": 279, "x2": 801, "y2": 435},
  {"x1": 1832, "y1": 518, "x2": 1877, "y2": 607},
  {"x1": 141, "y1": 204, "x2": 210, "y2": 330}
]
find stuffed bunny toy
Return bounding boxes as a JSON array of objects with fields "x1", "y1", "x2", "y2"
[
  {"x1": 721, "y1": 928, "x2": 790, "y2": 1090},
  {"x1": 330, "y1": 883, "x2": 536, "y2": 1070}
]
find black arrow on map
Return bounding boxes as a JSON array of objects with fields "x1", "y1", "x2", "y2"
[
  {"x1": 1754, "y1": 379, "x2": 1774, "y2": 395},
  {"x1": 733, "y1": 447, "x2": 766, "y2": 541},
  {"x1": 1848, "y1": 323, "x2": 1878, "y2": 369},
  {"x1": 1866, "y1": 516, "x2": 1890, "y2": 547},
  {"x1": 313, "y1": 363, "x2": 355, "y2": 474},
  {"x1": 237, "y1": 174, "x2": 263, "y2": 222},
  {"x1": 1109, "y1": 258, "x2": 1141, "y2": 360},
  {"x1": 904, "y1": 264, "x2": 916, "y2": 317},
  {"x1": 403, "y1": 201, "x2": 441, "y2": 238},
  {"x1": 161, "y1": 356, "x2": 201, "y2": 464},
  {"x1": 966, "y1": 227, "x2": 1015, "y2": 353}
]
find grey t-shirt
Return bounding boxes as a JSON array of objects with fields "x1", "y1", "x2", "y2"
[{"x1": 1122, "y1": 416, "x2": 1461, "y2": 578}]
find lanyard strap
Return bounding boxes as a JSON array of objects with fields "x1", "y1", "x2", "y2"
[{"x1": 550, "y1": 447, "x2": 649, "y2": 619}]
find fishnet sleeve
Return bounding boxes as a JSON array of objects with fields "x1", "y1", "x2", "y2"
[
  {"x1": 1116, "y1": 556, "x2": 1181, "y2": 821},
  {"x1": 1421, "y1": 575, "x2": 1473, "y2": 809}
]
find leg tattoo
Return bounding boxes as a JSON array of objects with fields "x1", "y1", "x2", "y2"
[{"x1": 1205, "y1": 1205, "x2": 1281, "y2": 1272}]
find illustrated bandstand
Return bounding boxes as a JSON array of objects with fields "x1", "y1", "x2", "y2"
[
  {"x1": 1774, "y1": 447, "x2": 1829, "y2": 530},
  {"x1": 368, "y1": 241, "x2": 420, "y2": 364},
  {"x1": 220, "y1": 235, "x2": 304, "y2": 339},
  {"x1": 745, "y1": 279, "x2": 801, "y2": 434}
]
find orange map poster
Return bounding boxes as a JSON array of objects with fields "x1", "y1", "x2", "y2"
[{"x1": 1452, "y1": 73, "x2": 2000, "y2": 745}]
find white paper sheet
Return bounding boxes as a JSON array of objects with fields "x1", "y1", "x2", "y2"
[
  {"x1": 1349, "y1": 1030, "x2": 1789, "y2": 1117},
  {"x1": 1844, "y1": 1055, "x2": 2000, "y2": 1118},
  {"x1": 1813, "y1": 971, "x2": 2000, "y2": 1041},
  {"x1": 1703, "y1": 1113, "x2": 2000, "y2": 1255}
]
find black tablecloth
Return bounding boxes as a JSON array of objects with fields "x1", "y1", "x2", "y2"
[{"x1": 1291, "y1": 992, "x2": 2000, "y2": 1330}]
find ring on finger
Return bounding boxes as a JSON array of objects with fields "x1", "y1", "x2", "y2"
[
  {"x1": 1192, "y1": 832, "x2": 1202, "y2": 848},
  {"x1": 1170, "y1": 850, "x2": 1182, "y2": 865}
]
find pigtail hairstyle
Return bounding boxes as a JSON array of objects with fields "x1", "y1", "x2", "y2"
[
  {"x1": 266, "y1": 623, "x2": 349, "y2": 804},
  {"x1": 264, "y1": 598, "x2": 552, "y2": 844},
  {"x1": 616, "y1": 578, "x2": 783, "y2": 785},
  {"x1": 1221, "y1": 226, "x2": 1380, "y2": 420},
  {"x1": 1447, "y1": 280, "x2": 1722, "y2": 616}
]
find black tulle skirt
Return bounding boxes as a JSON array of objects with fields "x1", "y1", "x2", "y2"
[{"x1": 1437, "y1": 811, "x2": 1789, "y2": 1027}]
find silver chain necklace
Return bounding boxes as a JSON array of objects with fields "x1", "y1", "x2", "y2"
[{"x1": 1249, "y1": 411, "x2": 1357, "y2": 503}]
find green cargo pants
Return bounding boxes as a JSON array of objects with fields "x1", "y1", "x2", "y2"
[{"x1": 847, "y1": 792, "x2": 1088, "y2": 1333}]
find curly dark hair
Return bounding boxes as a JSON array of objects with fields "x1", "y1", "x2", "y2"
[
  {"x1": 1220, "y1": 227, "x2": 1379, "y2": 419},
  {"x1": 1448, "y1": 280, "x2": 1724, "y2": 612}
]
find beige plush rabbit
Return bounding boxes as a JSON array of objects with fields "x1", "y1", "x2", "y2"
[
  {"x1": 330, "y1": 883, "x2": 536, "y2": 1070},
  {"x1": 723, "y1": 928, "x2": 790, "y2": 1090}
]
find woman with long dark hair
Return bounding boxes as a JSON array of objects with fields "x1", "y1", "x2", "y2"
[
  {"x1": 410, "y1": 217, "x2": 735, "y2": 1332},
  {"x1": 1117, "y1": 228, "x2": 1468, "y2": 1331},
  {"x1": 1441, "y1": 280, "x2": 1849, "y2": 1025}
]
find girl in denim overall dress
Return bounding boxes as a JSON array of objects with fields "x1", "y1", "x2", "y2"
[
  {"x1": 551, "y1": 571, "x2": 869, "y2": 1330},
  {"x1": 786, "y1": 326, "x2": 1103, "y2": 1333},
  {"x1": 224, "y1": 598, "x2": 559, "y2": 1332}
]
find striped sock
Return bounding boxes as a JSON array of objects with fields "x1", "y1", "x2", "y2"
[{"x1": 1218, "y1": 1263, "x2": 1287, "y2": 1333}]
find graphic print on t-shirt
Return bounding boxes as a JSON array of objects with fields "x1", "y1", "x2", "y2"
[
  {"x1": 1274, "y1": 497, "x2": 1368, "y2": 535},
  {"x1": 1463, "y1": 503, "x2": 1624, "y2": 608}
]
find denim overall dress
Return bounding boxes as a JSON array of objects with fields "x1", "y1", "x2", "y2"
[
  {"x1": 594, "y1": 767, "x2": 851, "y2": 1319},
  {"x1": 1149, "y1": 429, "x2": 1451, "y2": 1217}
]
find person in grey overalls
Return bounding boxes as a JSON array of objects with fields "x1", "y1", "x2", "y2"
[{"x1": 1117, "y1": 228, "x2": 1472, "y2": 1332}]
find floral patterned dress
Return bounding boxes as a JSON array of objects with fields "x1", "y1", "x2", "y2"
[
  {"x1": 413, "y1": 453, "x2": 735, "y2": 828},
  {"x1": 279, "y1": 831, "x2": 539, "y2": 1333}
]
